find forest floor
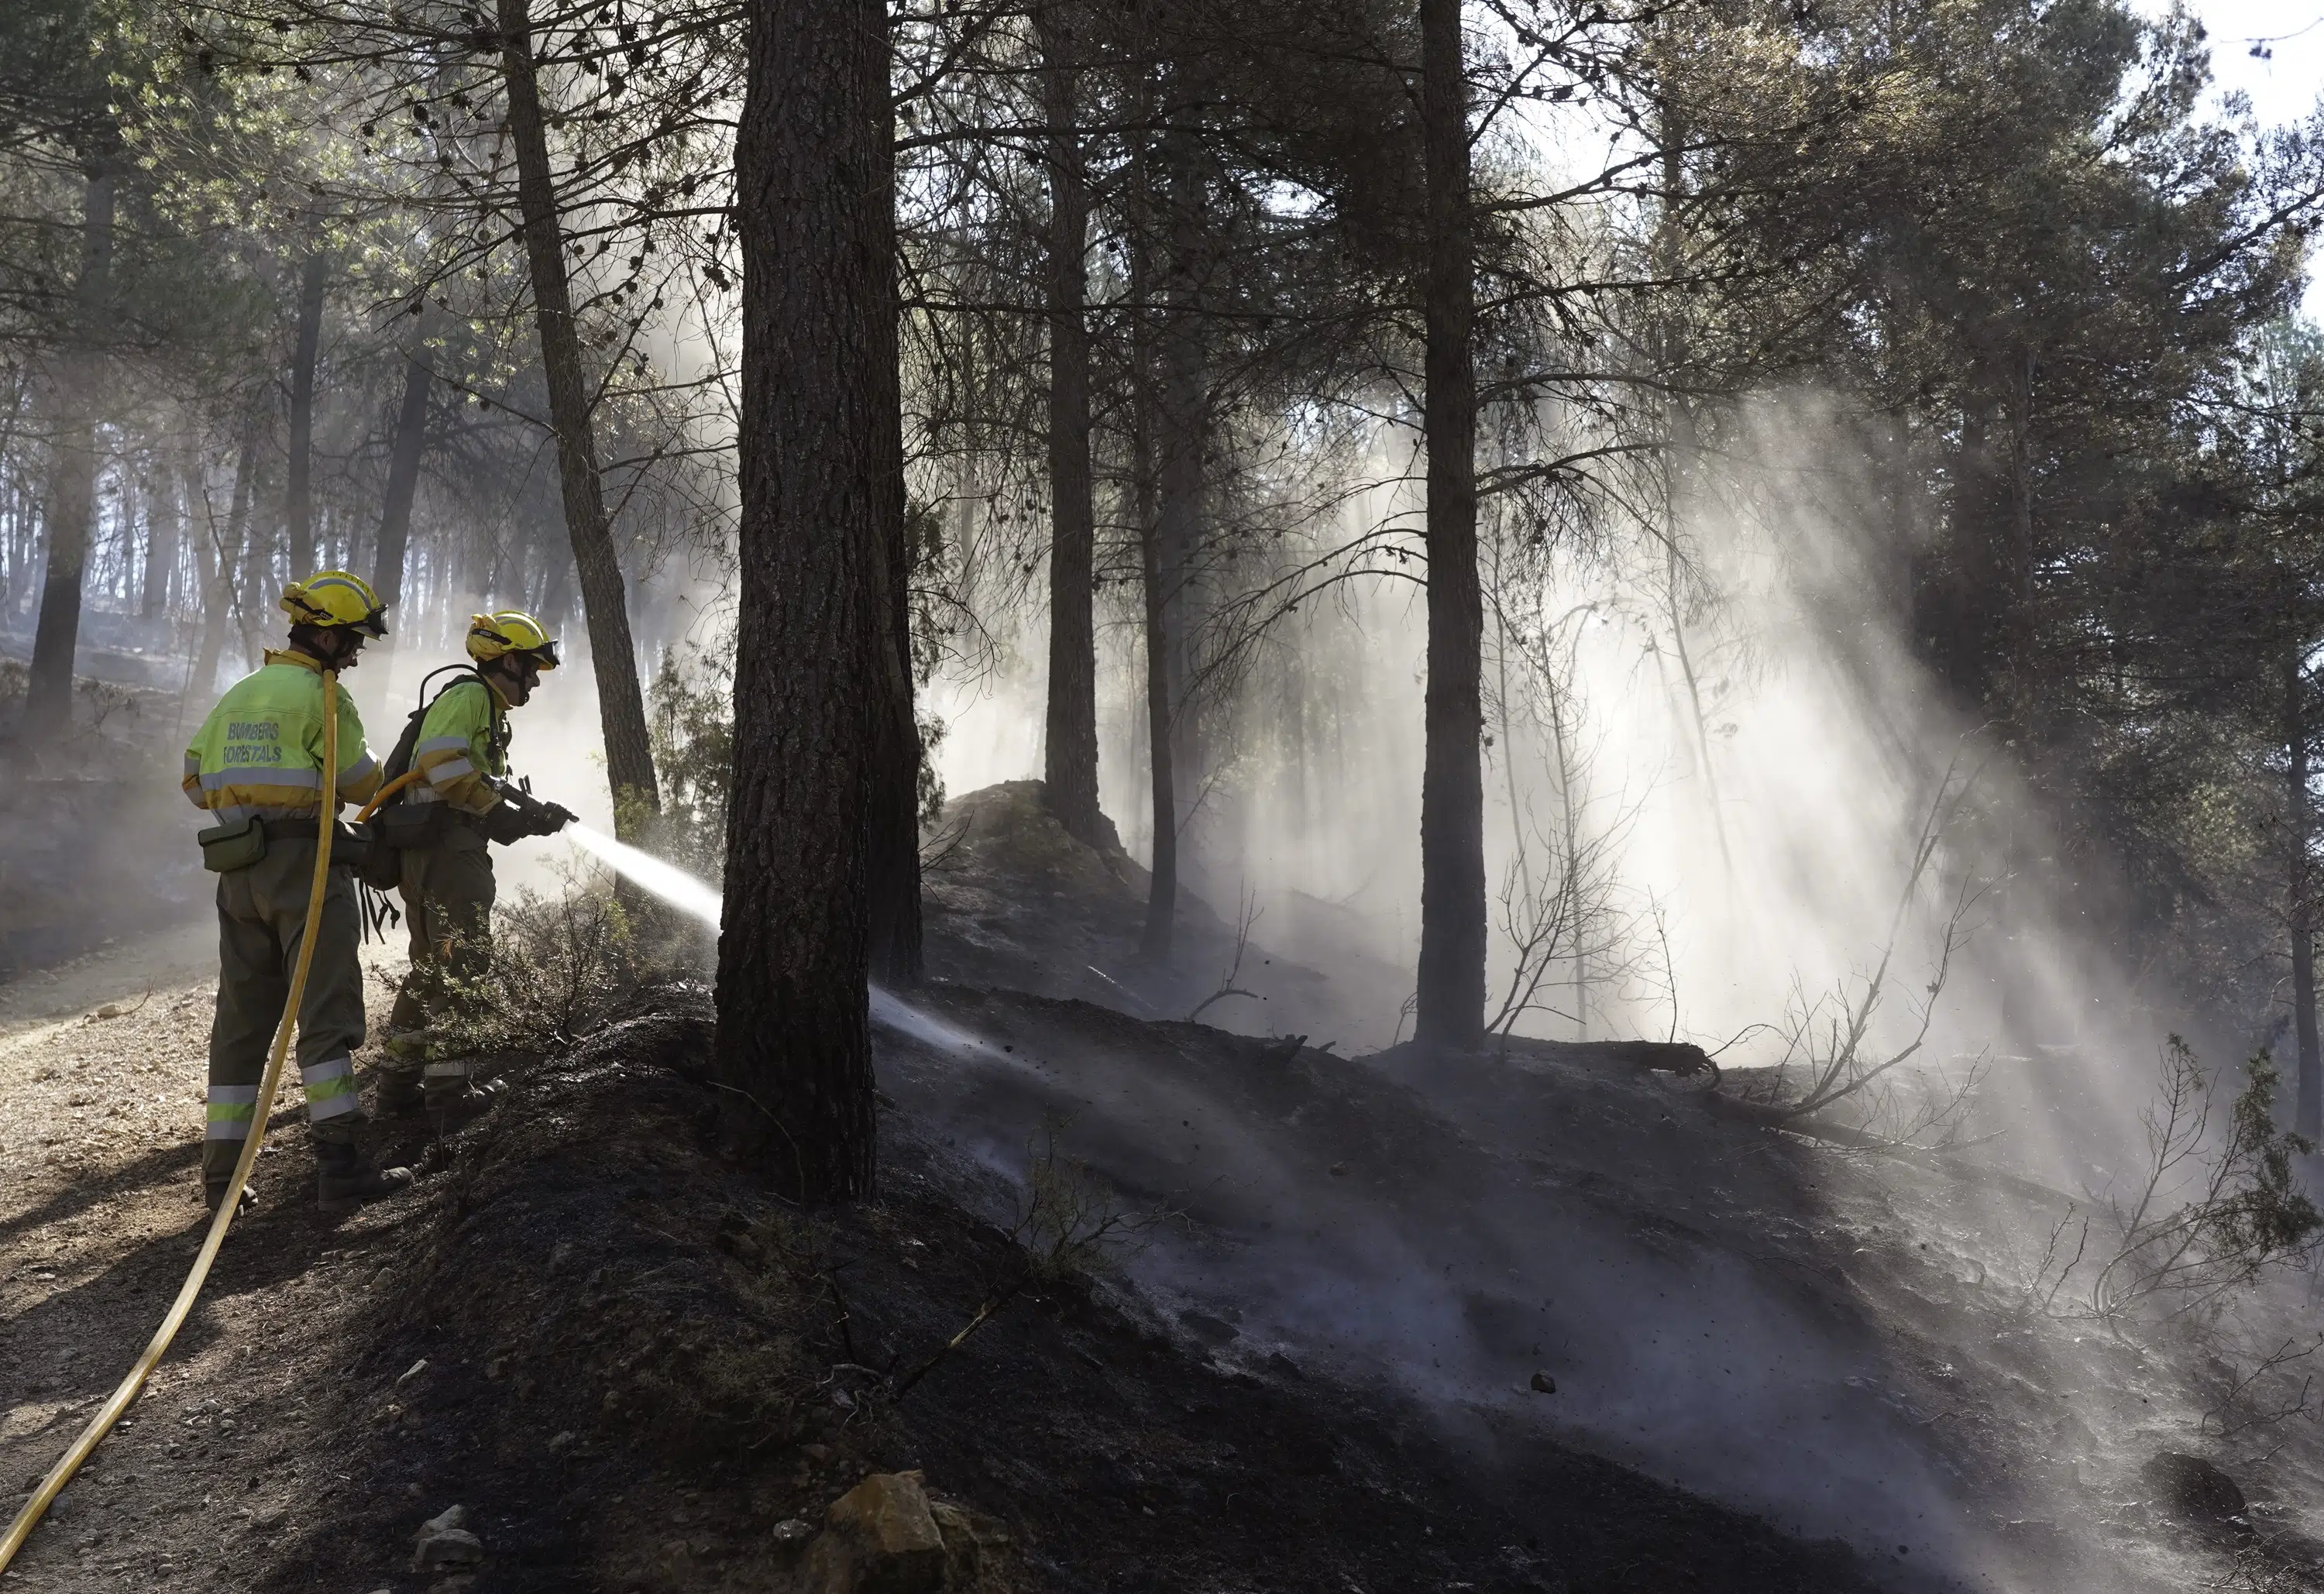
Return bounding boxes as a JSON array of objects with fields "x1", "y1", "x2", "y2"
[{"x1": 0, "y1": 782, "x2": 2318, "y2": 1593}]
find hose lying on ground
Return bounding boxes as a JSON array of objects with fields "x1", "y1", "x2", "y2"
[{"x1": 0, "y1": 671, "x2": 345, "y2": 1574}]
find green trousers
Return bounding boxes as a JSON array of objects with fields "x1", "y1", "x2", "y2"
[
  {"x1": 205, "y1": 835, "x2": 368, "y2": 1187},
  {"x1": 382, "y1": 833, "x2": 497, "y2": 1105}
]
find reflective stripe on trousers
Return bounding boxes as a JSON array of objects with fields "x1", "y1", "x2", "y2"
[
  {"x1": 422, "y1": 1060, "x2": 471, "y2": 1080},
  {"x1": 301, "y1": 1054, "x2": 362, "y2": 1121},
  {"x1": 205, "y1": 1084, "x2": 260, "y2": 1141}
]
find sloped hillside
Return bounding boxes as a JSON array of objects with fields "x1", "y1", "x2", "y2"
[{"x1": 2, "y1": 784, "x2": 2317, "y2": 1594}]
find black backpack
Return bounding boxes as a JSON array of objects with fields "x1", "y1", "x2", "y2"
[{"x1": 356, "y1": 666, "x2": 490, "y2": 889}]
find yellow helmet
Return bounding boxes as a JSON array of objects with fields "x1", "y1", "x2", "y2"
[
  {"x1": 281, "y1": 570, "x2": 389, "y2": 636},
  {"x1": 466, "y1": 610, "x2": 560, "y2": 670}
]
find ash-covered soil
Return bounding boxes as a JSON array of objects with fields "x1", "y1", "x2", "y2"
[
  {"x1": 0, "y1": 982, "x2": 1880, "y2": 1594},
  {"x1": 0, "y1": 782, "x2": 2319, "y2": 1593}
]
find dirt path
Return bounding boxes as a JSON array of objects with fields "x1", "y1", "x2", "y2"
[{"x1": 0, "y1": 925, "x2": 426, "y2": 1592}]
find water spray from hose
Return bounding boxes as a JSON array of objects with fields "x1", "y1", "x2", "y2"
[
  {"x1": 555, "y1": 826, "x2": 988, "y2": 1056},
  {"x1": 563, "y1": 824, "x2": 723, "y2": 927}
]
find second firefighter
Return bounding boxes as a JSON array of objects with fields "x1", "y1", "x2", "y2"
[{"x1": 372, "y1": 610, "x2": 575, "y2": 1129}]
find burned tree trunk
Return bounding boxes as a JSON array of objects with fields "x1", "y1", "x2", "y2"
[
  {"x1": 497, "y1": 0, "x2": 661, "y2": 825},
  {"x1": 282, "y1": 252, "x2": 328, "y2": 575},
  {"x1": 720, "y1": 0, "x2": 893, "y2": 1201},
  {"x1": 1037, "y1": 4, "x2": 1101, "y2": 846},
  {"x1": 23, "y1": 168, "x2": 115, "y2": 744},
  {"x1": 370, "y1": 331, "x2": 434, "y2": 680},
  {"x1": 1153, "y1": 117, "x2": 1208, "y2": 842},
  {"x1": 1414, "y1": 0, "x2": 1485, "y2": 1048},
  {"x1": 1125, "y1": 88, "x2": 1180, "y2": 961}
]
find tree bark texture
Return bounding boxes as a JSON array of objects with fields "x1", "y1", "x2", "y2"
[
  {"x1": 497, "y1": 0, "x2": 662, "y2": 826},
  {"x1": 1127, "y1": 101, "x2": 1178, "y2": 960},
  {"x1": 1156, "y1": 118, "x2": 1208, "y2": 812},
  {"x1": 1037, "y1": 5, "x2": 1102, "y2": 847},
  {"x1": 1415, "y1": 0, "x2": 1486, "y2": 1048},
  {"x1": 370, "y1": 336, "x2": 434, "y2": 680},
  {"x1": 282, "y1": 252, "x2": 328, "y2": 575},
  {"x1": 24, "y1": 170, "x2": 116, "y2": 744},
  {"x1": 719, "y1": 0, "x2": 893, "y2": 1201},
  {"x1": 2289, "y1": 656, "x2": 2321, "y2": 1140}
]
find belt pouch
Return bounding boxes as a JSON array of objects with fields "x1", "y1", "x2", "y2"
[{"x1": 197, "y1": 815, "x2": 268, "y2": 873}]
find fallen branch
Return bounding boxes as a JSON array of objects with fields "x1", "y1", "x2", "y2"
[
  {"x1": 1187, "y1": 987, "x2": 1258, "y2": 1023},
  {"x1": 891, "y1": 1271, "x2": 1036, "y2": 1400}
]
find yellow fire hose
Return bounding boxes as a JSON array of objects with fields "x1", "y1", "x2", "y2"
[
  {"x1": 0, "y1": 670, "x2": 346, "y2": 1573},
  {"x1": 356, "y1": 767, "x2": 425, "y2": 823}
]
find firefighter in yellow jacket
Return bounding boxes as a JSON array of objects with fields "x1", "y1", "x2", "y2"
[
  {"x1": 182, "y1": 572, "x2": 414, "y2": 1213},
  {"x1": 375, "y1": 610, "x2": 573, "y2": 1129}
]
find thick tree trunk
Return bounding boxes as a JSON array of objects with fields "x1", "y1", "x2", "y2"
[
  {"x1": 23, "y1": 170, "x2": 115, "y2": 744},
  {"x1": 370, "y1": 338, "x2": 434, "y2": 682},
  {"x1": 720, "y1": 0, "x2": 892, "y2": 1201},
  {"x1": 2289, "y1": 655, "x2": 2321, "y2": 1141},
  {"x1": 1156, "y1": 118, "x2": 1208, "y2": 816},
  {"x1": 497, "y1": 0, "x2": 661, "y2": 826},
  {"x1": 282, "y1": 252, "x2": 328, "y2": 575},
  {"x1": 1414, "y1": 0, "x2": 1485, "y2": 1048},
  {"x1": 1126, "y1": 97, "x2": 1177, "y2": 960},
  {"x1": 1037, "y1": 5, "x2": 1102, "y2": 845}
]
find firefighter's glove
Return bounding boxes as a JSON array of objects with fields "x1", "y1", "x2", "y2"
[
  {"x1": 481, "y1": 801, "x2": 531, "y2": 846},
  {"x1": 528, "y1": 801, "x2": 576, "y2": 837}
]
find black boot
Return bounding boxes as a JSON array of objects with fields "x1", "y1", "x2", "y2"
[
  {"x1": 203, "y1": 1180, "x2": 256, "y2": 1218},
  {"x1": 426, "y1": 1075, "x2": 508, "y2": 1138},
  {"x1": 373, "y1": 1063, "x2": 425, "y2": 1118},
  {"x1": 315, "y1": 1140, "x2": 415, "y2": 1212}
]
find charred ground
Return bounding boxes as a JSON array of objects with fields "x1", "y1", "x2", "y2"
[
  {"x1": 0, "y1": 984, "x2": 1885, "y2": 1594},
  {"x1": 2, "y1": 785, "x2": 2319, "y2": 1593}
]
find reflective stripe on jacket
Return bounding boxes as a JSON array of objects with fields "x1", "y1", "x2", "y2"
[
  {"x1": 183, "y1": 651, "x2": 380, "y2": 823},
  {"x1": 407, "y1": 677, "x2": 508, "y2": 816}
]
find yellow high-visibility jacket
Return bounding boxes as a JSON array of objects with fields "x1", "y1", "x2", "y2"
[
  {"x1": 183, "y1": 651, "x2": 380, "y2": 823},
  {"x1": 405, "y1": 676, "x2": 510, "y2": 816}
]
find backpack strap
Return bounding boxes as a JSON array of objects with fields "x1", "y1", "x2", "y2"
[{"x1": 378, "y1": 666, "x2": 491, "y2": 801}]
